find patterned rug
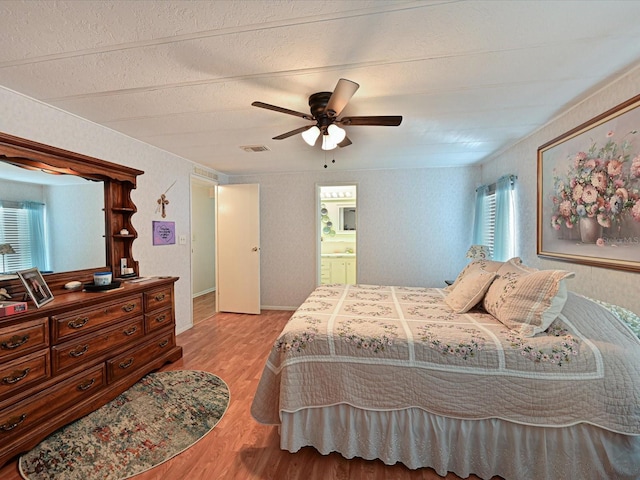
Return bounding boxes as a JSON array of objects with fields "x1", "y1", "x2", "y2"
[{"x1": 19, "y1": 370, "x2": 229, "y2": 480}]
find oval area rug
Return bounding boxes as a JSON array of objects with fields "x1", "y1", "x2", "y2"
[{"x1": 19, "y1": 370, "x2": 229, "y2": 480}]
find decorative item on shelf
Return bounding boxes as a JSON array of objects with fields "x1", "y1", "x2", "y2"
[
  {"x1": 0, "y1": 243, "x2": 15, "y2": 273},
  {"x1": 120, "y1": 228, "x2": 129, "y2": 235},
  {"x1": 64, "y1": 281, "x2": 83, "y2": 291},
  {"x1": 466, "y1": 244, "x2": 491, "y2": 260},
  {"x1": 84, "y1": 280, "x2": 122, "y2": 292},
  {"x1": 156, "y1": 180, "x2": 176, "y2": 218},
  {"x1": 93, "y1": 271, "x2": 113, "y2": 286},
  {"x1": 0, "y1": 287, "x2": 11, "y2": 300},
  {"x1": 17, "y1": 267, "x2": 54, "y2": 308}
]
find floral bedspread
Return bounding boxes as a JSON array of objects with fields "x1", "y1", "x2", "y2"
[{"x1": 251, "y1": 284, "x2": 640, "y2": 435}]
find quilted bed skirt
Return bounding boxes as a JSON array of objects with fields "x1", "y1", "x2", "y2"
[{"x1": 279, "y1": 405, "x2": 640, "y2": 479}]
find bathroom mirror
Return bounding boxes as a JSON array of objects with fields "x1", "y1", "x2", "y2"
[{"x1": 339, "y1": 206, "x2": 357, "y2": 231}]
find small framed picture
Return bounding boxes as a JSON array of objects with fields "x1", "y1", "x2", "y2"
[
  {"x1": 17, "y1": 267, "x2": 54, "y2": 308},
  {"x1": 152, "y1": 220, "x2": 176, "y2": 245}
]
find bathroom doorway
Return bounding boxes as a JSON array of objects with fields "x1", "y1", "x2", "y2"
[{"x1": 317, "y1": 184, "x2": 357, "y2": 285}]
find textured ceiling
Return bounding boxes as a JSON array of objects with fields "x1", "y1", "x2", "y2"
[{"x1": 1, "y1": 0, "x2": 639, "y2": 176}]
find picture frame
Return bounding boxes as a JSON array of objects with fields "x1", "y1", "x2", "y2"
[
  {"x1": 152, "y1": 220, "x2": 176, "y2": 245},
  {"x1": 537, "y1": 93, "x2": 640, "y2": 272},
  {"x1": 17, "y1": 267, "x2": 54, "y2": 308}
]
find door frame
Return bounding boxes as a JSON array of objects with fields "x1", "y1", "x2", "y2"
[
  {"x1": 316, "y1": 182, "x2": 358, "y2": 286},
  {"x1": 190, "y1": 174, "x2": 218, "y2": 324}
]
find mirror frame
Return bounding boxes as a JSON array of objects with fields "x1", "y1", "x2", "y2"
[{"x1": 0, "y1": 131, "x2": 143, "y2": 296}]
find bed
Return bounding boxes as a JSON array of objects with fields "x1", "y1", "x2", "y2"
[{"x1": 251, "y1": 258, "x2": 640, "y2": 479}]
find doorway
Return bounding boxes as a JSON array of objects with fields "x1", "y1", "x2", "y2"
[
  {"x1": 317, "y1": 184, "x2": 357, "y2": 286},
  {"x1": 190, "y1": 176, "x2": 217, "y2": 323}
]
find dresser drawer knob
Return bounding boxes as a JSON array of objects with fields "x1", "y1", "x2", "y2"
[
  {"x1": 123, "y1": 326, "x2": 138, "y2": 336},
  {"x1": 1, "y1": 334, "x2": 30, "y2": 350},
  {"x1": 122, "y1": 303, "x2": 136, "y2": 312},
  {"x1": 155, "y1": 314, "x2": 167, "y2": 323},
  {"x1": 159, "y1": 339, "x2": 169, "y2": 348},
  {"x1": 0, "y1": 413, "x2": 27, "y2": 431},
  {"x1": 77, "y1": 378, "x2": 96, "y2": 391},
  {"x1": 2, "y1": 368, "x2": 30, "y2": 385},
  {"x1": 68, "y1": 317, "x2": 89, "y2": 329},
  {"x1": 154, "y1": 293, "x2": 166, "y2": 302},
  {"x1": 119, "y1": 358, "x2": 134, "y2": 369},
  {"x1": 69, "y1": 344, "x2": 89, "y2": 357}
]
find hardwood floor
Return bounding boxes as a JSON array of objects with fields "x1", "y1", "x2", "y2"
[
  {"x1": 0, "y1": 310, "x2": 487, "y2": 480},
  {"x1": 193, "y1": 291, "x2": 216, "y2": 324}
]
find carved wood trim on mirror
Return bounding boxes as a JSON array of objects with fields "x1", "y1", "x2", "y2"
[{"x1": 0, "y1": 131, "x2": 144, "y2": 298}]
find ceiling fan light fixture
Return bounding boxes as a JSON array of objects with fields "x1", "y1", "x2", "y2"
[
  {"x1": 327, "y1": 124, "x2": 346, "y2": 144},
  {"x1": 321, "y1": 134, "x2": 338, "y2": 151},
  {"x1": 301, "y1": 126, "x2": 321, "y2": 146}
]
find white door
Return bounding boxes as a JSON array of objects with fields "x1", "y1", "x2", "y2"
[{"x1": 216, "y1": 184, "x2": 260, "y2": 314}]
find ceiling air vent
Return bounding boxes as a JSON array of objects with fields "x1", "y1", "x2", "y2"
[
  {"x1": 192, "y1": 166, "x2": 218, "y2": 181},
  {"x1": 240, "y1": 145, "x2": 270, "y2": 153}
]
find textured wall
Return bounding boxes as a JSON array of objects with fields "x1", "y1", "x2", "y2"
[
  {"x1": 481, "y1": 65, "x2": 640, "y2": 315},
  {"x1": 230, "y1": 166, "x2": 478, "y2": 308}
]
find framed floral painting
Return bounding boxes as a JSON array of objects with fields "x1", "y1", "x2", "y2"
[{"x1": 537, "y1": 93, "x2": 640, "y2": 272}]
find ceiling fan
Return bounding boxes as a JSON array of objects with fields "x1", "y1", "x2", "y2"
[{"x1": 251, "y1": 79, "x2": 402, "y2": 150}]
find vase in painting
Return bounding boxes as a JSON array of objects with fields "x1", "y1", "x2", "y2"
[{"x1": 579, "y1": 216, "x2": 601, "y2": 244}]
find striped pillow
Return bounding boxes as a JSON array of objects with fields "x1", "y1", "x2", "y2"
[{"x1": 483, "y1": 259, "x2": 574, "y2": 337}]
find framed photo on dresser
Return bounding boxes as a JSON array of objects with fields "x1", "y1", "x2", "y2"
[{"x1": 17, "y1": 267, "x2": 54, "y2": 308}]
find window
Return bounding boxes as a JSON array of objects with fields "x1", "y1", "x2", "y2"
[
  {"x1": 472, "y1": 175, "x2": 516, "y2": 261},
  {"x1": 0, "y1": 201, "x2": 48, "y2": 272}
]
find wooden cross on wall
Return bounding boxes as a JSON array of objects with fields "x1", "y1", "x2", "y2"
[
  {"x1": 156, "y1": 180, "x2": 176, "y2": 218},
  {"x1": 157, "y1": 194, "x2": 169, "y2": 218}
]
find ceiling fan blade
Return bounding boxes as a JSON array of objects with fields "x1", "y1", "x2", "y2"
[
  {"x1": 252, "y1": 101, "x2": 314, "y2": 121},
  {"x1": 338, "y1": 136, "x2": 352, "y2": 148},
  {"x1": 272, "y1": 125, "x2": 313, "y2": 140},
  {"x1": 338, "y1": 116, "x2": 403, "y2": 126},
  {"x1": 325, "y1": 79, "x2": 359, "y2": 118}
]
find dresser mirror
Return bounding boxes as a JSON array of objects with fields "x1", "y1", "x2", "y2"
[
  {"x1": 0, "y1": 131, "x2": 143, "y2": 295},
  {"x1": 0, "y1": 161, "x2": 105, "y2": 276}
]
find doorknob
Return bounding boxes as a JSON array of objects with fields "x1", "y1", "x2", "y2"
[{"x1": 252, "y1": 247, "x2": 259, "y2": 251}]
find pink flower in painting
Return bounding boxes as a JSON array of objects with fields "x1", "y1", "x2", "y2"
[
  {"x1": 597, "y1": 213, "x2": 611, "y2": 228},
  {"x1": 565, "y1": 219, "x2": 573, "y2": 228},
  {"x1": 631, "y1": 155, "x2": 640, "y2": 178},
  {"x1": 596, "y1": 238, "x2": 605, "y2": 247},
  {"x1": 615, "y1": 187, "x2": 629, "y2": 202},
  {"x1": 607, "y1": 159, "x2": 623, "y2": 176},
  {"x1": 632, "y1": 201, "x2": 640, "y2": 222},
  {"x1": 572, "y1": 184, "x2": 584, "y2": 201},
  {"x1": 607, "y1": 131, "x2": 615, "y2": 137},
  {"x1": 574, "y1": 151, "x2": 587, "y2": 168},
  {"x1": 558, "y1": 200, "x2": 572, "y2": 217},
  {"x1": 583, "y1": 159, "x2": 596, "y2": 171},
  {"x1": 591, "y1": 171, "x2": 607, "y2": 190},
  {"x1": 581, "y1": 185, "x2": 598, "y2": 204}
]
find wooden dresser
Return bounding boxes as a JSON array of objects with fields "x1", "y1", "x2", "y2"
[{"x1": 0, "y1": 277, "x2": 182, "y2": 467}]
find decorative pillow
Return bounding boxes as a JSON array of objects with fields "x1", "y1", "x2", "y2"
[
  {"x1": 445, "y1": 257, "x2": 521, "y2": 292},
  {"x1": 445, "y1": 269, "x2": 497, "y2": 313},
  {"x1": 483, "y1": 259, "x2": 574, "y2": 337}
]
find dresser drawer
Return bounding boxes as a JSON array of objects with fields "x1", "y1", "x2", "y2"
[
  {"x1": 0, "y1": 318, "x2": 49, "y2": 363},
  {"x1": 143, "y1": 287, "x2": 172, "y2": 312},
  {"x1": 0, "y1": 349, "x2": 50, "y2": 401},
  {"x1": 107, "y1": 331, "x2": 176, "y2": 384},
  {"x1": 52, "y1": 317, "x2": 145, "y2": 375},
  {"x1": 0, "y1": 363, "x2": 105, "y2": 441},
  {"x1": 144, "y1": 307, "x2": 173, "y2": 334},
  {"x1": 51, "y1": 295, "x2": 143, "y2": 342}
]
